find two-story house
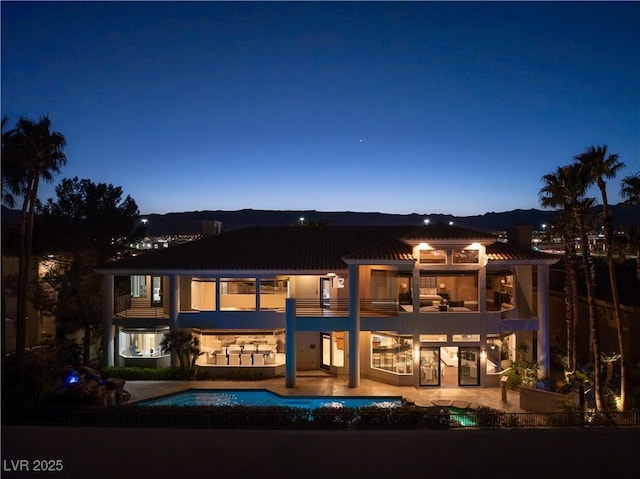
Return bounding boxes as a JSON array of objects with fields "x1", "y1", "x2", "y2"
[{"x1": 97, "y1": 223, "x2": 559, "y2": 389}]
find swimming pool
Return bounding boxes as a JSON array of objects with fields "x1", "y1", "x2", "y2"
[{"x1": 137, "y1": 388, "x2": 404, "y2": 409}]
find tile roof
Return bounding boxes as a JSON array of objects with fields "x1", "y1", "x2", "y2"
[
  {"x1": 402, "y1": 223, "x2": 497, "y2": 241},
  {"x1": 98, "y1": 224, "x2": 556, "y2": 273},
  {"x1": 486, "y1": 241, "x2": 560, "y2": 262}
]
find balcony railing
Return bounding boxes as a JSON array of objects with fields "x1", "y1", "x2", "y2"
[
  {"x1": 294, "y1": 298, "x2": 399, "y2": 317},
  {"x1": 114, "y1": 295, "x2": 399, "y2": 318},
  {"x1": 115, "y1": 294, "x2": 168, "y2": 319}
]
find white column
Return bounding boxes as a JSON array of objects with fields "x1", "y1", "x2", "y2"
[
  {"x1": 536, "y1": 265, "x2": 551, "y2": 377},
  {"x1": 102, "y1": 274, "x2": 114, "y2": 367},
  {"x1": 348, "y1": 263, "x2": 360, "y2": 388},
  {"x1": 285, "y1": 298, "x2": 297, "y2": 388}
]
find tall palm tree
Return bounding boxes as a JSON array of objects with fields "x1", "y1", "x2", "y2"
[
  {"x1": 548, "y1": 211, "x2": 580, "y2": 371},
  {"x1": 540, "y1": 164, "x2": 604, "y2": 409},
  {"x1": 575, "y1": 145, "x2": 627, "y2": 410},
  {"x1": 2, "y1": 115, "x2": 67, "y2": 395}
]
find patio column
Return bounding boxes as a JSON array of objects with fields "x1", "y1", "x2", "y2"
[
  {"x1": 412, "y1": 266, "x2": 420, "y2": 313},
  {"x1": 285, "y1": 298, "x2": 296, "y2": 388},
  {"x1": 169, "y1": 274, "x2": 179, "y2": 330},
  {"x1": 536, "y1": 264, "x2": 551, "y2": 377},
  {"x1": 348, "y1": 263, "x2": 360, "y2": 388},
  {"x1": 169, "y1": 274, "x2": 180, "y2": 368},
  {"x1": 101, "y1": 274, "x2": 115, "y2": 367}
]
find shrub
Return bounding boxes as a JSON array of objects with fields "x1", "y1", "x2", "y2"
[{"x1": 101, "y1": 366, "x2": 185, "y2": 380}]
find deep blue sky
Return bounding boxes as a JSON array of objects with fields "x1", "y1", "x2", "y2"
[{"x1": 2, "y1": 1, "x2": 639, "y2": 216}]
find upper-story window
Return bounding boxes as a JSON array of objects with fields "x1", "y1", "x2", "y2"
[
  {"x1": 419, "y1": 249, "x2": 447, "y2": 264},
  {"x1": 452, "y1": 249, "x2": 479, "y2": 264}
]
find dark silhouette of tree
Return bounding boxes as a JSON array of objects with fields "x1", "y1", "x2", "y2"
[
  {"x1": 160, "y1": 329, "x2": 202, "y2": 379},
  {"x1": 575, "y1": 145, "x2": 627, "y2": 410},
  {"x1": 540, "y1": 164, "x2": 604, "y2": 410},
  {"x1": 1, "y1": 115, "x2": 67, "y2": 395},
  {"x1": 38, "y1": 177, "x2": 139, "y2": 365},
  {"x1": 620, "y1": 172, "x2": 640, "y2": 207}
]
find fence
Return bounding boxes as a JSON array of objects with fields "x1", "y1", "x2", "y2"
[{"x1": 4, "y1": 407, "x2": 639, "y2": 430}]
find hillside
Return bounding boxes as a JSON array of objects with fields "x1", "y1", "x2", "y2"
[
  {"x1": 134, "y1": 204, "x2": 639, "y2": 236},
  {"x1": 3, "y1": 204, "x2": 638, "y2": 236}
]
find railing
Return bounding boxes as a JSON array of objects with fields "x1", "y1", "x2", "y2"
[
  {"x1": 4, "y1": 407, "x2": 638, "y2": 430},
  {"x1": 294, "y1": 298, "x2": 399, "y2": 317},
  {"x1": 115, "y1": 294, "x2": 131, "y2": 314},
  {"x1": 115, "y1": 294, "x2": 167, "y2": 319}
]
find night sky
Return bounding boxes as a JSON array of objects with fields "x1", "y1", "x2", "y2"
[{"x1": 2, "y1": 1, "x2": 638, "y2": 216}]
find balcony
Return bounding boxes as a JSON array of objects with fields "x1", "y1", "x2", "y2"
[
  {"x1": 115, "y1": 294, "x2": 168, "y2": 319},
  {"x1": 114, "y1": 294, "x2": 400, "y2": 319}
]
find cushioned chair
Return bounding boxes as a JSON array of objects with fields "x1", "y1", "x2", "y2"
[
  {"x1": 241, "y1": 353, "x2": 253, "y2": 366},
  {"x1": 253, "y1": 353, "x2": 265, "y2": 365}
]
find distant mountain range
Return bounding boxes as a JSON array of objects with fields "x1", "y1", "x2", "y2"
[
  {"x1": 133, "y1": 204, "x2": 639, "y2": 236},
  {"x1": 2, "y1": 204, "x2": 637, "y2": 236}
]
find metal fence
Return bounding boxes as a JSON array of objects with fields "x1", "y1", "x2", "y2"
[{"x1": 4, "y1": 407, "x2": 639, "y2": 430}]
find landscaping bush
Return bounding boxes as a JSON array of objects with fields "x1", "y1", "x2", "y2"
[{"x1": 101, "y1": 366, "x2": 185, "y2": 380}]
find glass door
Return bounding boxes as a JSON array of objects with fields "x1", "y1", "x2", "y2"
[
  {"x1": 321, "y1": 333, "x2": 331, "y2": 370},
  {"x1": 151, "y1": 276, "x2": 163, "y2": 307},
  {"x1": 458, "y1": 347, "x2": 480, "y2": 386},
  {"x1": 320, "y1": 278, "x2": 331, "y2": 309},
  {"x1": 420, "y1": 347, "x2": 440, "y2": 386}
]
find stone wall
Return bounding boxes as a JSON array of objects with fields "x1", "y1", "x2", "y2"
[{"x1": 519, "y1": 386, "x2": 579, "y2": 412}]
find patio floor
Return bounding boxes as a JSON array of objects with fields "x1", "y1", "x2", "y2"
[{"x1": 124, "y1": 371, "x2": 526, "y2": 412}]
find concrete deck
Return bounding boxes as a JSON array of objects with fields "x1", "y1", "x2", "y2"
[{"x1": 125, "y1": 371, "x2": 526, "y2": 412}]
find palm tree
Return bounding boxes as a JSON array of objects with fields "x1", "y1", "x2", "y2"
[
  {"x1": 575, "y1": 145, "x2": 627, "y2": 410},
  {"x1": 620, "y1": 172, "x2": 640, "y2": 206},
  {"x1": 540, "y1": 164, "x2": 604, "y2": 409},
  {"x1": 620, "y1": 173, "x2": 640, "y2": 282},
  {"x1": 160, "y1": 329, "x2": 203, "y2": 379},
  {"x1": 548, "y1": 211, "x2": 580, "y2": 371},
  {"x1": 2, "y1": 115, "x2": 67, "y2": 395}
]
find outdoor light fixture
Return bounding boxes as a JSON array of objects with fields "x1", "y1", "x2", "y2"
[{"x1": 424, "y1": 219, "x2": 430, "y2": 225}]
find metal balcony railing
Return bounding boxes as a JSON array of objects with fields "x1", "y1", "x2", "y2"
[
  {"x1": 294, "y1": 298, "x2": 399, "y2": 317},
  {"x1": 115, "y1": 294, "x2": 167, "y2": 319}
]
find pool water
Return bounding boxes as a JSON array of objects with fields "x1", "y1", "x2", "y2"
[
  {"x1": 137, "y1": 389, "x2": 404, "y2": 409},
  {"x1": 446, "y1": 407, "x2": 477, "y2": 427}
]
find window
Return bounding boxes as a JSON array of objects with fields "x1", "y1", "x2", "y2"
[
  {"x1": 193, "y1": 329, "x2": 285, "y2": 367},
  {"x1": 370, "y1": 333, "x2": 413, "y2": 375},
  {"x1": 419, "y1": 249, "x2": 447, "y2": 264},
  {"x1": 259, "y1": 278, "x2": 289, "y2": 310},
  {"x1": 486, "y1": 271, "x2": 514, "y2": 311},
  {"x1": 191, "y1": 279, "x2": 216, "y2": 310},
  {"x1": 452, "y1": 249, "x2": 479, "y2": 264},
  {"x1": 220, "y1": 278, "x2": 256, "y2": 310},
  {"x1": 131, "y1": 275, "x2": 147, "y2": 298},
  {"x1": 419, "y1": 273, "x2": 479, "y2": 311},
  {"x1": 119, "y1": 328, "x2": 169, "y2": 358}
]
